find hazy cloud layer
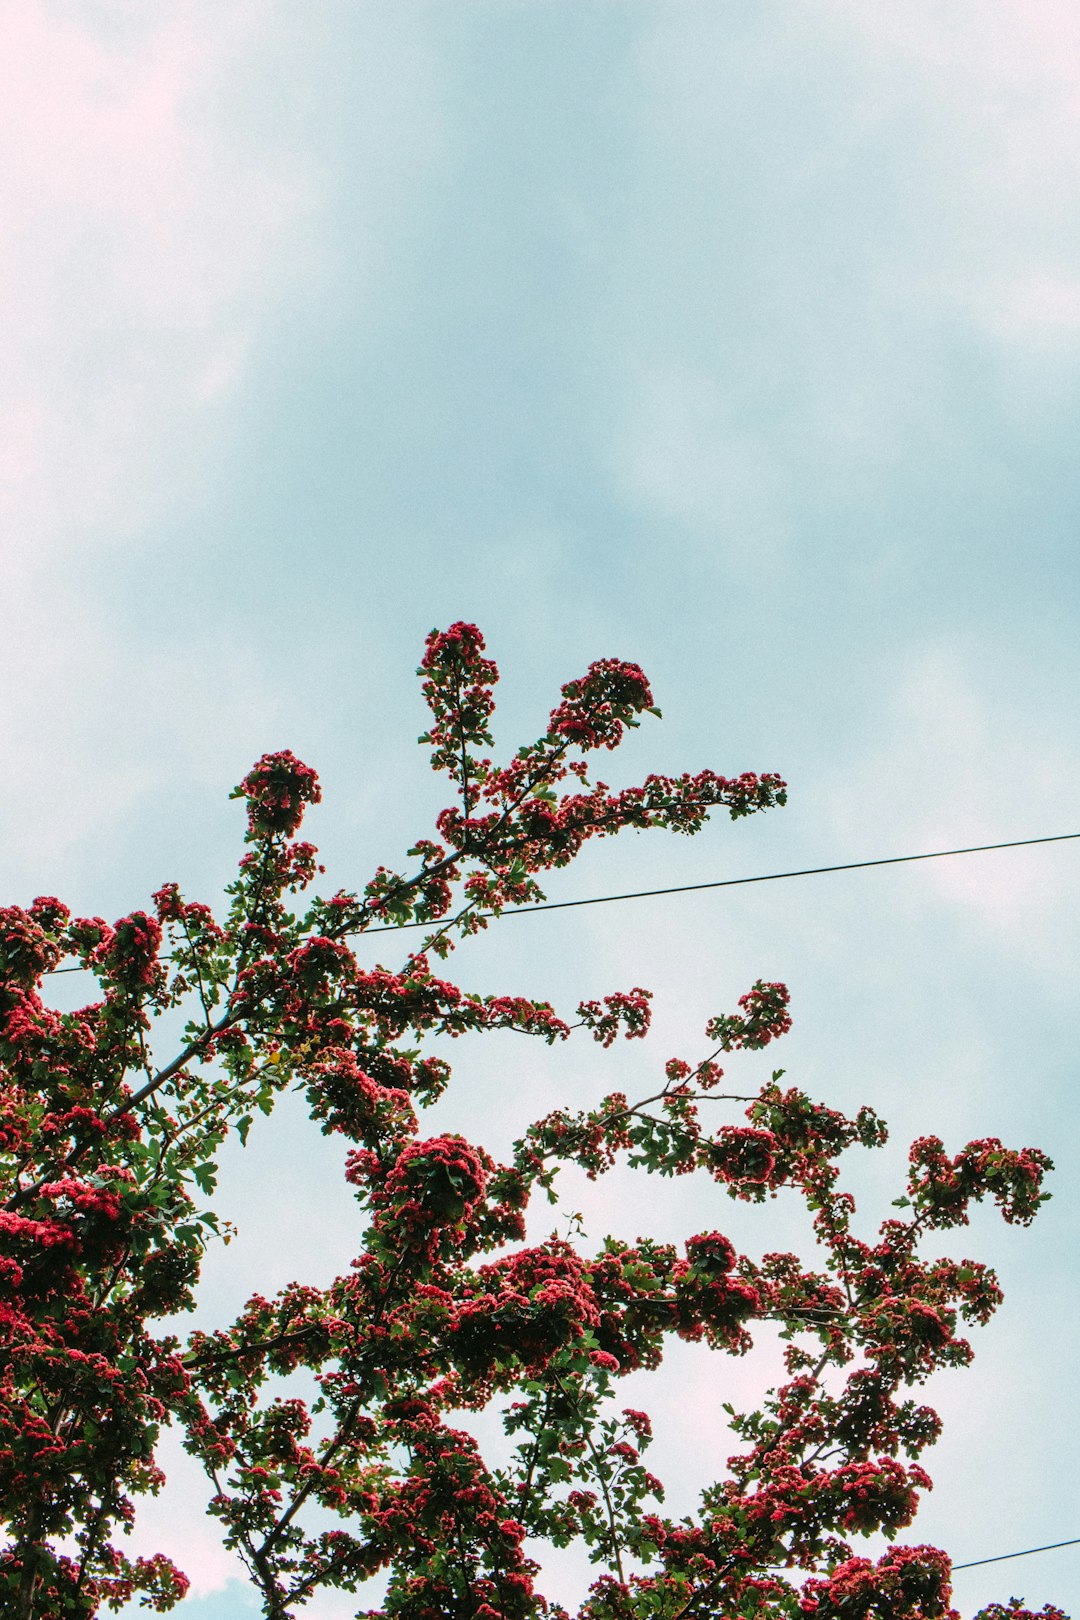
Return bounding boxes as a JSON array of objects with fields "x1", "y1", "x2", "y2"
[{"x1": 5, "y1": 4, "x2": 1078, "y2": 1616}]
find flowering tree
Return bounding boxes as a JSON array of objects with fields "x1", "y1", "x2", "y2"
[{"x1": 0, "y1": 624, "x2": 1066, "y2": 1620}]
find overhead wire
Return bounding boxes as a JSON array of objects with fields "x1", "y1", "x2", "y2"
[
  {"x1": 41, "y1": 829, "x2": 1080, "y2": 969},
  {"x1": 350, "y1": 829, "x2": 1080, "y2": 936},
  {"x1": 953, "y1": 1535, "x2": 1080, "y2": 1571}
]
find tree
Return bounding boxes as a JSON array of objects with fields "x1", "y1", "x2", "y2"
[{"x1": 0, "y1": 624, "x2": 1066, "y2": 1620}]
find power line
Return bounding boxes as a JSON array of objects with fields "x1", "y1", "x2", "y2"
[
  {"x1": 953, "y1": 1535, "x2": 1080, "y2": 1571},
  {"x1": 351, "y1": 829, "x2": 1080, "y2": 936},
  {"x1": 40, "y1": 830, "x2": 1080, "y2": 970}
]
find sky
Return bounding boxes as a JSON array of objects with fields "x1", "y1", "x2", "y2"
[{"x1": 3, "y1": 1, "x2": 1080, "y2": 1615}]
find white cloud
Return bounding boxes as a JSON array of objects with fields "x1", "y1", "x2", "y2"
[
  {"x1": 817, "y1": 645, "x2": 1080, "y2": 941},
  {"x1": 603, "y1": 0, "x2": 1080, "y2": 544},
  {"x1": 0, "y1": 4, "x2": 321, "y2": 884},
  {"x1": 822, "y1": 0, "x2": 1080, "y2": 343},
  {"x1": 0, "y1": 4, "x2": 463, "y2": 894},
  {"x1": 981, "y1": 270, "x2": 1080, "y2": 345},
  {"x1": 611, "y1": 360, "x2": 794, "y2": 562},
  {"x1": 0, "y1": 2, "x2": 317, "y2": 560}
]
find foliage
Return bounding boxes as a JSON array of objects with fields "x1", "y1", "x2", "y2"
[{"x1": 0, "y1": 626, "x2": 1065, "y2": 1619}]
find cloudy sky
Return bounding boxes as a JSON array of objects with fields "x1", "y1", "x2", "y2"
[{"x1": 4, "y1": 3, "x2": 1080, "y2": 1615}]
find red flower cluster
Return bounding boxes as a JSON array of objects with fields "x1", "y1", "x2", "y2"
[
  {"x1": 237, "y1": 748, "x2": 322, "y2": 838},
  {"x1": 547, "y1": 658, "x2": 656, "y2": 751},
  {"x1": 706, "y1": 978, "x2": 792, "y2": 1050}
]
